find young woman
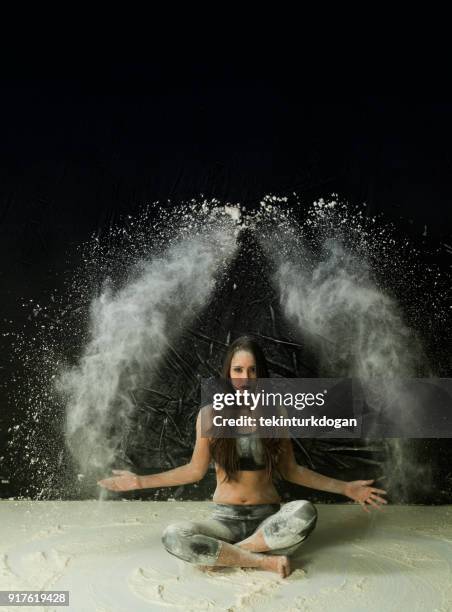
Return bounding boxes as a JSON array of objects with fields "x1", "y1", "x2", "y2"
[{"x1": 98, "y1": 336, "x2": 387, "y2": 578}]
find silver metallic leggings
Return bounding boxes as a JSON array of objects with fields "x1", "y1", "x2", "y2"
[{"x1": 161, "y1": 500, "x2": 318, "y2": 566}]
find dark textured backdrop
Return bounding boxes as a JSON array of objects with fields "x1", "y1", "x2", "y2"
[{"x1": 0, "y1": 62, "x2": 451, "y2": 503}]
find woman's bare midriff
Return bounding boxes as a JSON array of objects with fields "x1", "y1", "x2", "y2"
[{"x1": 212, "y1": 463, "x2": 281, "y2": 505}]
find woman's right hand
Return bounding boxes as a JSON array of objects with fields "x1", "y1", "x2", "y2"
[{"x1": 97, "y1": 469, "x2": 142, "y2": 492}]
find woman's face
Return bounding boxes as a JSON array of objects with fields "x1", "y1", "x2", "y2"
[{"x1": 229, "y1": 350, "x2": 257, "y2": 392}]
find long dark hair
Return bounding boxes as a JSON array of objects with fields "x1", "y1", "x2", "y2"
[{"x1": 209, "y1": 335, "x2": 284, "y2": 483}]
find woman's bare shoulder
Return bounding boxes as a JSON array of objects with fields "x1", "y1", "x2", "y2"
[{"x1": 198, "y1": 403, "x2": 215, "y2": 433}]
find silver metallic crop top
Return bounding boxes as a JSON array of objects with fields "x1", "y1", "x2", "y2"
[{"x1": 236, "y1": 431, "x2": 266, "y2": 471}]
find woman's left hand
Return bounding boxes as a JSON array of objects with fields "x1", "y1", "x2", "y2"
[{"x1": 344, "y1": 479, "x2": 388, "y2": 513}]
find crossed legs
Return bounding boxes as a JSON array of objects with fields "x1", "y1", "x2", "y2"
[{"x1": 161, "y1": 500, "x2": 318, "y2": 578}]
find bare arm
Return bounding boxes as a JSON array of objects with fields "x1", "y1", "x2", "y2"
[
  {"x1": 277, "y1": 438, "x2": 347, "y2": 495},
  {"x1": 277, "y1": 438, "x2": 388, "y2": 512},
  {"x1": 139, "y1": 410, "x2": 211, "y2": 489},
  {"x1": 97, "y1": 408, "x2": 212, "y2": 492},
  {"x1": 274, "y1": 402, "x2": 347, "y2": 496}
]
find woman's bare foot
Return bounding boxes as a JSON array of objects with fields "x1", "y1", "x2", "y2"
[
  {"x1": 198, "y1": 556, "x2": 290, "y2": 577},
  {"x1": 197, "y1": 564, "x2": 222, "y2": 573},
  {"x1": 262, "y1": 554, "x2": 291, "y2": 578}
]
